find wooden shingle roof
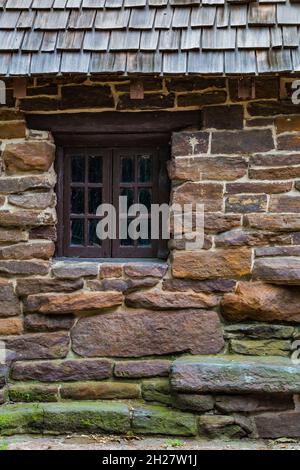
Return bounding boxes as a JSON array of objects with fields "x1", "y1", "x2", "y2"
[{"x1": 0, "y1": 0, "x2": 299, "y2": 76}]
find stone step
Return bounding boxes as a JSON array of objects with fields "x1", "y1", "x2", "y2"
[
  {"x1": 171, "y1": 355, "x2": 300, "y2": 394},
  {"x1": 0, "y1": 401, "x2": 197, "y2": 437},
  {"x1": 253, "y1": 257, "x2": 300, "y2": 285}
]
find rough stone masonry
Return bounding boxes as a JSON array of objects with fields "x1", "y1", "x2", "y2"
[{"x1": 1, "y1": 75, "x2": 300, "y2": 439}]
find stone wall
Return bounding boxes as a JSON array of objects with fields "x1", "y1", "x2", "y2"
[{"x1": 1, "y1": 75, "x2": 300, "y2": 438}]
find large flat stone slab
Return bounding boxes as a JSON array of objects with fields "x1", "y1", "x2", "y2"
[
  {"x1": 71, "y1": 310, "x2": 224, "y2": 357},
  {"x1": 171, "y1": 356, "x2": 300, "y2": 394}
]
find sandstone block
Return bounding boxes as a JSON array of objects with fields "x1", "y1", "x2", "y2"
[
  {"x1": 0, "y1": 121, "x2": 26, "y2": 139},
  {"x1": 52, "y1": 261, "x2": 99, "y2": 279},
  {"x1": 255, "y1": 412, "x2": 300, "y2": 438},
  {"x1": 8, "y1": 191, "x2": 56, "y2": 210},
  {"x1": 24, "y1": 314, "x2": 75, "y2": 333},
  {"x1": 244, "y1": 214, "x2": 300, "y2": 232},
  {"x1": 0, "y1": 260, "x2": 49, "y2": 276},
  {"x1": 3, "y1": 141, "x2": 55, "y2": 174},
  {"x1": 168, "y1": 156, "x2": 247, "y2": 182},
  {"x1": 5, "y1": 332, "x2": 69, "y2": 361},
  {"x1": 172, "y1": 394, "x2": 214, "y2": 413},
  {"x1": 172, "y1": 131, "x2": 209, "y2": 157},
  {"x1": 198, "y1": 415, "x2": 250, "y2": 439},
  {"x1": 9, "y1": 384, "x2": 58, "y2": 403},
  {"x1": 142, "y1": 379, "x2": 171, "y2": 405},
  {"x1": 25, "y1": 291, "x2": 123, "y2": 315},
  {"x1": 230, "y1": 339, "x2": 291, "y2": 357},
  {"x1": 60, "y1": 382, "x2": 141, "y2": 400},
  {"x1": 216, "y1": 394, "x2": 294, "y2": 413},
  {"x1": 114, "y1": 360, "x2": 171, "y2": 378},
  {"x1": 211, "y1": 129, "x2": 274, "y2": 154},
  {"x1": 172, "y1": 182, "x2": 223, "y2": 211},
  {"x1": 12, "y1": 359, "x2": 113, "y2": 382},
  {"x1": 0, "y1": 279, "x2": 21, "y2": 318},
  {"x1": 221, "y1": 281, "x2": 300, "y2": 323},
  {"x1": 224, "y1": 323, "x2": 294, "y2": 340},
  {"x1": 162, "y1": 278, "x2": 236, "y2": 293},
  {"x1": 171, "y1": 355, "x2": 300, "y2": 394},
  {"x1": 225, "y1": 195, "x2": 267, "y2": 213},
  {"x1": 0, "y1": 228, "x2": 28, "y2": 244},
  {"x1": 202, "y1": 105, "x2": 244, "y2": 129},
  {"x1": 42, "y1": 402, "x2": 130, "y2": 434},
  {"x1": 253, "y1": 257, "x2": 300, "y2": 285},
  {"x1": 0, "y1": 175, "x2": 54, "y2": 194},
  {"x1": 270, "y1": 195, "x2": 300, "y2": 213},
  {"x1": 172, "y1": 249, "x2": 252, "y2": 280},
  {"x1": 132, "y1": 405, "x2": 197, "y2": 436},
  {"x1": 177, "y1": 91, "x2": 227, "y2": 108},
  {"x1": 124, "y1": 262, "x2": 168, "y2": 279},
  {"x1": 0, "y1": 241, "x2": 55, "y2": 260},
  {"x1": 17, "y1": 278, "x2": 83, "y2": 297},
  {"x1": 0, "y1": 210, "x2": 55, "y2": 228},
  {"x1": 71, "y1": 310, "x2": 224, "y2": 357},
  {"x1": 125, "y1": 290, "x2": 219, "y2": 310},
  {"x1": 226, "y1": 181, "x2": 292, "y2": 195},
  {"x1": 0, "y1": 318, "x2": 23, "y2": 336}
]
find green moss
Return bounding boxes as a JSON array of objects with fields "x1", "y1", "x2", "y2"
[
  {"x1": 42, "y1": 402, "x2": 131, "y2": 434},
  {"x1": 142, "y1": 379, "x2": 172, "y2": 405},
  {"x1": 0, "y1": 404, "x2": 44, "y2": 436},
  {"x1": 132, "y1": 405, "x2": 197, "y2": 436},
  {"x1": 8, "y1": 384, "x2": 58, "y2": 403}
]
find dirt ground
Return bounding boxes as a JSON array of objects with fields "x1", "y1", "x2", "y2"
[{"x1": 2, "y1": 435, "x2": 300, "y2": 451}]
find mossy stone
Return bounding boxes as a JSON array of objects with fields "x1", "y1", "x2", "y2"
[
  {"x1": 230, "y1": 339, "x2": 291, "y2": 357},
  {"x1": 42, "y1": 401, "x2": 130, "y2": 434},
  {"x1": 0, "y1": 404, "x2": 44, "y2": 436},
  {"x1": 198, "y1": 415, "x2": 248, "y2": 439},
  {"x1": 142, "y1": 379, "x2": 172, "y2": 405},
  {"x1": 132, "y1": 405, "x2": 197, "y2": 436},
  {"x1": 9, "y1": 384, "x2": 58, "y2": 403}
]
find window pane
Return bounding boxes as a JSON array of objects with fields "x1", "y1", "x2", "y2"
[
  {"x1": 89, "y1": 219, "x2": 102, "y2": 247},
  {"x1": 71, "y1": 155, "x2": 85, "y2": 183},
  {"x1": 89, "y1": 155, "x2": 103, "y2": 183},
  {"x1": 121, "y1": 188, "x2": 134, "y2": 210},
  {"x1": 139, "y1": 188, "x2": 152, "y2": 212},
  {"x1": 71, "y1": 219, "x2": 84, "y2": 245},
  {"x1": 89, "y1": 188, "x2": 102, "y2": 214},
  {"x1": 138, "y1": 155, "x2": 151, "y2": 183},
  {"x1": 71, "y1": 188, "x2": 84, "y2": 214},
  {"x1": 121, "y1": 156, "x2": 135, "y2": 183}
]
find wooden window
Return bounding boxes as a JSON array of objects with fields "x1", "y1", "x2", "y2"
[{"x1": 56, "y1": 141, "x2": 169, "y2": 259}]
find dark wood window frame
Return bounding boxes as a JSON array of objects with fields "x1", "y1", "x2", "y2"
[
  {"x1": 56, "y1": 134, "x2": 170, "y2": 259},
  {"x1": 26, "y1": 111, "x2": 201, "y2": 260}
]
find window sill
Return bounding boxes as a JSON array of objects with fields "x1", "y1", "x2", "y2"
[{"x1": 54, "y1": 258, "x2": 167, "y2": 264}]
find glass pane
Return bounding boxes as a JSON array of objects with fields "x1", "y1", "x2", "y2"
[
  {"x1": 71, "y1": 188, "x2": 84, "y2": 214},
  {"x1": 121, "y1": 156, "x2": 135, "y2": 183},
  {"x1": 89, "y1": 219, "x2": 101, "y2": 247},
  {"x1": 71, "y1": 219, "x2": 84, "y2": 245},
  {"x1": 138, "y1": 220, "x2": 152, "y2": 247},
  {"x1": 89, "y1": 188, "x2": 102, "y2": 215},
  {"x1": 71, "y1": 155, "x2": 85, "y2": 183},
  {"x1": 89, "y1": 155, "x2": 103, "y2": 183},
  {"x1": 121, "y1": 219, "x2": 134, "y2": 246},
  {"x1": 139, "y1": 188, "x2": 152, "y2": 212},
  {"x1": 121, "y1": 188, "x2": 134, "y2": 210},
  {"x1": 138, "y1": 155, "x2": 152, "y2": 183}
]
